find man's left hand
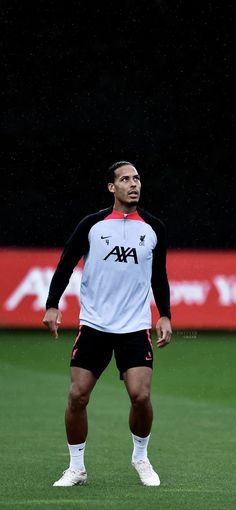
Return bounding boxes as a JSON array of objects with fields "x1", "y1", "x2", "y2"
[{"x1": 156, "y1": 317, "x2": 172, "y2": 348}]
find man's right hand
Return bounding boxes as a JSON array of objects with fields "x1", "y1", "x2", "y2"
[{"x1": 42, "y1": 308, "x2": 62, "y2": 338}]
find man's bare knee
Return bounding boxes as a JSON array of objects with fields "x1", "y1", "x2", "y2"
[
  {"x1": 68, "y1": 383, "x2": 90, "y2": 412},
  {"x1": 129, "y1": 390, "x2": 151, "y2": 408}
]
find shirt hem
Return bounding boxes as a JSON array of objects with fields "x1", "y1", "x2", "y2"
[{"x1": 79, "y1": 319, "x2": 152, "y2": 334}]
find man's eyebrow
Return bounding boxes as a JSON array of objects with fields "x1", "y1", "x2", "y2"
[{"x1": 119, "y1": 174, "x2": 140, "y2": 179}]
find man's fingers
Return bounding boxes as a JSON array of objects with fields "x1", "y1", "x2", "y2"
[
  {"x1": 156, "y1": 325, "x2": 162, "y2": 341},
  {"x1": 157, "y1": 329, "x2": 172, "y2": 348},
  {"x1": 43, "y1": 319, "x2": 59, "y2": 338},
  {"x1": 48, "y1": 320, "x2": 56, "y2": 332},
  {"x1": 156, "y1": 317, "x2": 172, "y2": 349},
  {"x1": 157, "y1": 335, "x2": 166, "y2": 347},
  {"x1": 157, "y1": 341, "x2": 166, "y2": 348},
  {"x1": 157, "y1": 338, "x2": 169, "y2": 348},
  {"x1": 163, "y1": 330, "x2": 171, "y2": 343},
  {"x1": 42, "y1": 309, "x2": 62, "y2": 338}
]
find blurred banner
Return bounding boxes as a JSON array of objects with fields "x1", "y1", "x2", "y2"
[{"x1": 0, "y1": 248, "x2": 235, "y2": 329}]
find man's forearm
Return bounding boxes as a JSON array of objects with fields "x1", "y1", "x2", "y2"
[
  {"x1": 46, "y1": 260, "x2": 74, "y2": 309},
  {"x1": 152, "y1": 274, "x2": 171, "y2": 320}
]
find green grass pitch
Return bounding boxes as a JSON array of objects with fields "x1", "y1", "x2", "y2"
[{"x1": 0, "y1": 329, "x2": 235, "y2": 510}]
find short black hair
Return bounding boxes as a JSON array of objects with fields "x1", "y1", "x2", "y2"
[{"x1": 106, "y1": 161, "x2": 135, "y2": 184}]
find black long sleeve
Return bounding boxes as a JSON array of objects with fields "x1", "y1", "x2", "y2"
[
  {"x1": 151, "y1": 221, "x2": 171, "y2": 319},
  {"x1": 46, "y1": 218, "x2": 89, "y2": 309},
  {"x1": 138, "y1": 208, "x2": 171, "y2": 319}
]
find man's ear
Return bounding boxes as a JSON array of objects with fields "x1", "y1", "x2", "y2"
[{"x1": 107, "y1": 183, "x2": 115, "y2": 194}]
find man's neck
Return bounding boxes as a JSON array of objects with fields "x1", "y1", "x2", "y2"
[{"x1": 113, "y1": 204, "x2": 138, "y2": 214}]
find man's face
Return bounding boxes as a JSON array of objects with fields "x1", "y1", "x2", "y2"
[{"x1": 108, "y1": 165, "x2": 141, "y2": 207}]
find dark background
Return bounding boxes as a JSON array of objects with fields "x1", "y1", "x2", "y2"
[{"x1": 1, "y1": 0, "x2": 234, "y2": 249}]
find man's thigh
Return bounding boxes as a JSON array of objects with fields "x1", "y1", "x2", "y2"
[
  {"x1": 123, "y1": 366, "x2": 153, "y2": 398},
  {"x1": 70, "y1": 366, "x2": 97, "y2": 396}
]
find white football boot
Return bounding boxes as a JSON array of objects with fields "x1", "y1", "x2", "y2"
[
  {"x1": 132, "y1": 459, "x2": 160, "y2": 486},
  {"x1": 53, "y1": 468, "x2": 87, "y2": 486}
]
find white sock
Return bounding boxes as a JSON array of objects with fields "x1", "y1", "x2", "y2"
[
  {"x1": 68, "y1": 442, "x2": 86, "y2": 471},
  {"x1": 132, "y1": 433, "x2": 150, "y2": 462}
]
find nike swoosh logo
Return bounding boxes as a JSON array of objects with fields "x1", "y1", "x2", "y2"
[
  {"x1": 101, "y1": 235, "x2": 112, "y2": 239},
  {"x1": 145, "y1": 356, "x2": 152, "y2": 360}
]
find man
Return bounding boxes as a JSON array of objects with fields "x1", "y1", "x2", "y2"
[{"x1": 43, "y1": 161, "x2": 172, "y2": 487}]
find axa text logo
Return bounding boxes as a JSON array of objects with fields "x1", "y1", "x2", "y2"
[{"x1": 104, "y1": 246, "x2": 138, "y2": 264}]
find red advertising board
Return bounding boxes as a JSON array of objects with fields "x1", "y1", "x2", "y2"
[{"x1": 0, "y1": 248, "x2": 235, "y2": 329}]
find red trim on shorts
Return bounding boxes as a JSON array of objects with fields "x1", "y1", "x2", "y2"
[
  {"x1": 72, "y1": 348, "x2": 78, "y2": 360},
  {"x1": 73, "y1": 326, "x2": 83, "y2": 346},
  {"x1": 146, "y1": 329, "x2": 153, "y2": 347}
]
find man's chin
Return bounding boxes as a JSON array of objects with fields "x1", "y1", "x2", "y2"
[{"x1": 127, "y1": 198, "x2": 139, "y2": 206}]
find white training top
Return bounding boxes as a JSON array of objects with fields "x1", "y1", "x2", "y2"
[{"x1": 46, "y1": 207, "x2": 171, "y2": 333}]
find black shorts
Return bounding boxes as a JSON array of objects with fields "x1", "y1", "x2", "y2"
[{"x1": 70, "y1": 325, "x2": 153, "y2": 380}]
